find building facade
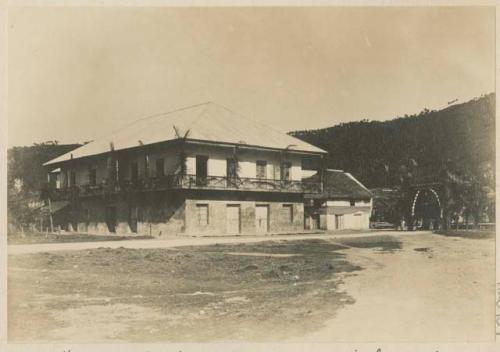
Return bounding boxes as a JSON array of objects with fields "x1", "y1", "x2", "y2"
[
  {"x1": 303, "y1": 170, "x2": 373, "y2": 231},
  {"x1": 43, "y1": 103, "x2": 326, "y2": 236}
]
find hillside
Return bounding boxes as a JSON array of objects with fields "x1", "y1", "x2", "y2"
[{"x1": 290, "y1": 93, "x2": 495, "y2": 189}]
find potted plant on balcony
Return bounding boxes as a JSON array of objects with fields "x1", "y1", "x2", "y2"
[{"x1": 173, "y1": 126, "x2": 191, "y2": 187}]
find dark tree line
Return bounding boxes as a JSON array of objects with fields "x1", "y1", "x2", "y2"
[
  {"x1": 8, "y1": 141, "x2": 82, "y2": 231},
  {"x1": 291, "y1": 93, "x2": 495, "y2": 226}
]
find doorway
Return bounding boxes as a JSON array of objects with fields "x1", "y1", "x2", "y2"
[
  {"x1": 226, "y1": 204, "x2": 240, "y2": 234},
  {"x1": 256, "y1": 205, "x2": 269, "y2": 233},
  {"x1": 335, "y1": 214, "x2": 344, "y2": 230},
  {"x1": 196, "y1": 155, "x2": 208, "y2": 186},
  {"x1": 105, "y1": 206, "x2": 117, "y2": 233},
  {"x1": 129, "y1": 206, "x2": 138, "y2": 233}
]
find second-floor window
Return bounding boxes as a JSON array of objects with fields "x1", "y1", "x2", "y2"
[
  {"x1": 256, "y1": 160, "x2": 267, "y2": 179},
  {"x1": 144, "y1": 155, "x2": 150, "y2": 178},
  {"x1": 227, "y1": 158, "x2": 237, "y2": 179},
  {"x1": 196, "y1": 155, "x2": 208, "y2": 186},
  {"x1": 131, "y1": 162, "x2": 139, "y2": 182},
  {"x1": 63, "y1": 171, "x2": 69, "y2": 188},
  {"x1": 156, "y1": 158, "x2": 165, "y2": 177},
  {"x1": 107, "y1": 158, "x2": 119, "y2": 182},
  {"x1": 112, "y1": 160, "x2": 119, "y2": 182},
  {"x1": 70, "y1": 171, "x2": 76, "y2": 187},
  {"x1": 281, "y1": 162, "x2": 291, "y2": 181},
  {"x1": 55, "y1": 174, "x2": 61, "y2": 189},
  {"x1": 89, "y1": 167, "x2": 97, "y2": 186}
]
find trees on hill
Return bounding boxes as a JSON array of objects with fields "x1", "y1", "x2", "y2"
[{"x1": 291, "y1": 93, "x2": 495, "y2": 227}]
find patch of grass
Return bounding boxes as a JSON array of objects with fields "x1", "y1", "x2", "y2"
[
  {"x1": 414, "y1": 247, "x2": 431, "y2": 252},
  {"x1": 7, "y1": 232, "x2": 153, "y2": 245},
  {"x1": 336, "y1": 235, "x2": 402, "y2": 252},
  {"x1": 434, "y1": 230, "x2": 494, "y2": 240},
  {"x1": 198, "y1": 239, "x2": 348, "y2": 255}
]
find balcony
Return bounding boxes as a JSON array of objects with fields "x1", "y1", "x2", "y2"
[
  {"x1": 42, "y1": 174, "x2": 322, "y2": 200},
  {"x1": 170, "y1": 174, "x2": 322, "y2": 193}
]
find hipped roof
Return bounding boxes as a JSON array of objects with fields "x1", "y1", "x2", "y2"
[
  {"x1": 44, "y1": 102, "x2": 326, "y2": 166},
  {"x1": 304, "y1": 169, "x2": 372, "y2": 201}
]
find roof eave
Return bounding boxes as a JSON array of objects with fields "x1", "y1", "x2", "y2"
[{"x1": 44, "y1": 137, "x2": 327, "y2": 166}]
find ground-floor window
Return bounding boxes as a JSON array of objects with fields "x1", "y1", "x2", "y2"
[
  {"x1": 196, "y1": 204, "x2": 209, "y2": 226},
  {"x1": 282, "y1": 204, "x2": 294, "y2": 223}
]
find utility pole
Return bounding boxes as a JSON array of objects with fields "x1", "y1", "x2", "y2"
[{"x1": 48, "y1": 198, "x2": 54, "y2": 233}]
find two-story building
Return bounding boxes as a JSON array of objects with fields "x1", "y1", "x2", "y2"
[{"x1": 43, "y1": 102, "x2": 327, "y2": 236}]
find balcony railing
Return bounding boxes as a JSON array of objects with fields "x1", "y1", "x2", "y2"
[
  {"x1": 42, "y1": 174, "x2": 322, "y2": 200},
  {"x1": 171, "y1": 174, "x2": 322, "y2": 193}
]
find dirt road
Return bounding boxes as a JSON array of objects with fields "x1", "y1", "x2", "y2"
[
  {"x1": 8, "y1": 231, "x2": 495, "y2": 342},
  {"x1": 295, "y1": 233, "x2": 495, "y2": 342},
  {"x1": 7, "y1": 230, "x2": 413, "y2": 255}
]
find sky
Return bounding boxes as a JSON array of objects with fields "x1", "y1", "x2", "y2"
[{"x1": 7, "y1": 6, "x2": 495, "y2": 147}]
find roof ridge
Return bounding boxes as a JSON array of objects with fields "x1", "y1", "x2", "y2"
[
  {"x1": 190, "y1": 102, "x2": 213, "y2": 128},
  {"x1": 134, "y1": 101, "x2": 212, "y2": 123}
]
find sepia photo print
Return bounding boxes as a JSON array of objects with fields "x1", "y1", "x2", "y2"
[{"x1": 3, "y1": 3, "x2": 497, "y2": 349}]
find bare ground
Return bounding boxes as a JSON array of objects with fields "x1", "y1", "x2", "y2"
[{"x1": 7, "y1": 231, "x2": 494, "y2": 342}]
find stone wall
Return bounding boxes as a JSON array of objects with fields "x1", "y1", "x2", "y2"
[
  {"x1": 73, "y1": 191, "x2": 186, "y2": 237},
  {"x1": 62, "y1": 190, "x2": 306, "y2": 237},
  {"x1": 184, "y1": 190, "x2": 304, "y2": 235}
]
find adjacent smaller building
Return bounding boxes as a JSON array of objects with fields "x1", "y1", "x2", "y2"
[{"x1": 303, "y1": 169, "x2": 372, "y2": 230}]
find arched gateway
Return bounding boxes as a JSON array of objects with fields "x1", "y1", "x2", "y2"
[{"x1": 408, "y1": 183, "x2": 445, "y2": 231}]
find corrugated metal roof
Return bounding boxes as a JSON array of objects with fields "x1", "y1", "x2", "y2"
[
  {"x1": 44, "y1": 102, "x2": 326, "y2": 165},
  {"x1": 304, "y1": 169, "x2": 372, "y2": 200}
]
